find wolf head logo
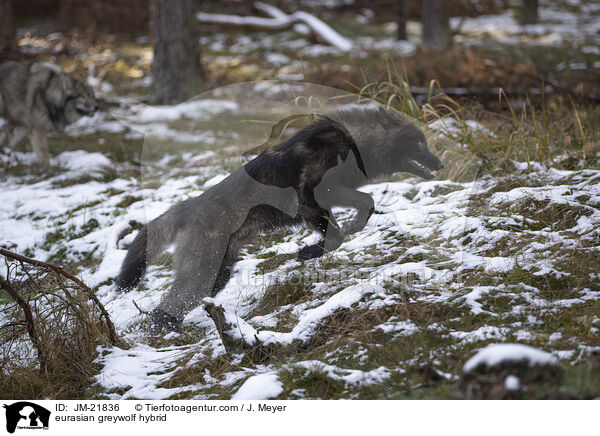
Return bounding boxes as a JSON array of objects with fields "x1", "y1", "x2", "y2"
[{"x1": 3, "y1": 402, "x2": 51, "y2": 434}]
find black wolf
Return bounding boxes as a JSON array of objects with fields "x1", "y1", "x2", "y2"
[{"x1": 116, "y1": 107, "x2": 444, "y2": 332}]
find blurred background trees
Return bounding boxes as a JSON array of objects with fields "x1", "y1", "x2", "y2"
[
  {"x1": 396, "y1": 0, "x2": 407, "y2": 40},
  {"x1": 0, "y1": 0, "x2": 597, "y2": 108},
  {"x1": 149, "y1": 0, "x2": 204, "y2": 104},
  {"x1": 521, "y1": 0, "x2": 538, "y2": 24},
  {"x1": 421, "y1": 0, "x2": 451, "y2": 49},
  {"x1": 0, "y1": 0, "x2": 16, "y2": 59}
]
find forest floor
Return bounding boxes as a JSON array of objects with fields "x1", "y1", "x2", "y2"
[{"x1": 0, "y1": 0, "x2": 599, "y2": 399}]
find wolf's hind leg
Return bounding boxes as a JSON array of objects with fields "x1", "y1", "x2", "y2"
[{"x1": 154, "y1": 229, "x2": 229, "y2": 330}]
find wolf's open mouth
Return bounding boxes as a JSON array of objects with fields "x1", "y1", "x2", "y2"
[{"x1": 408, "y1": 159, "x2": 435, "y2": 177}]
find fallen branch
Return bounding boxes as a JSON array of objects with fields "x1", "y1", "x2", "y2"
[
  {"x1": 0, "y1": 247, "x2": 119, "y2": 345},
  {"x1": 203, "y1": 300, "x2": 285, "y2": 362},
  {"x1": 253, "y1": 1, "x2": 310, "y2": 35},
  {"x1": 197, "y1": 4, "x2": 353, "y2": 52},
  {"x1": 203, "y1": 284, "x2": 379, "y2": 359},
  {"x1": 0, "y1": 275, "x2": 46, "y2": 371}
]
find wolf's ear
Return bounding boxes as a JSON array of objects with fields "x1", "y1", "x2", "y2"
[{"x1": 376, "y1": 106, "x2": 394, "y2": 129}]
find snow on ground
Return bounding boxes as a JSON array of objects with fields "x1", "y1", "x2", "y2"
[
  {"x1": 1, "y1": 89, "x2": 599, "y2": 398},
  {"x1": 453, "y1": 1, "x2": 600, "y2": 47},
  {"x1": 463, "y1": 343, "x2": 559, "y2": 373},
  {"x1": 97, "y1": 343, "x2": 205, "y2": 399},
  {"x1": 193, "y1": 0, "x2": 600, "y2": 79},
  {"x1": 231, "y1": 373, "x2": 283, "y2": 400}
]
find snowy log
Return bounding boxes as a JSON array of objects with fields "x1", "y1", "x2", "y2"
[
  {"x1": 197, "y1": 5, "x2": 353, "y2": 52},
  {"x1": 253, "y1": 1, "x2": 311, "y2": 36}
]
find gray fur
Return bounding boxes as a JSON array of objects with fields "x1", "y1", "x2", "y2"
[
  {"x1": 116, "y1": 107, "x2": 444, "y2": 333},
  {"x1": 0, "y1": 61, "x2": 98, "y2": 167},
  {"x1": 118, "y1": 169, "x2": 299, "y2": 321}
]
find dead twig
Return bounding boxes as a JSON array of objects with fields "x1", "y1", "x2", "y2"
[
  {"x1": 0, "y1": 247, "x2": 119, "y2": 345},
  {"x1": 0, "y1": 275, "x2": 47, "y2": 372}
]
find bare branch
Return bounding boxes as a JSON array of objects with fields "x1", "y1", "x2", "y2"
[
  {"x1": 197, "y1": 5, "x2": 353, "y2": 52},
  {"x1": 0, "y1": 275, "x2": 47, "y2": 371},
  {"x1": 0, "y1": 248, "x2": 119, "y2": 345}
]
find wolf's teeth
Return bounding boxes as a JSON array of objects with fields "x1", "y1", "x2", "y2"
[{"x1": 409, "y1": 159, "x2": 434, "y2": 174}]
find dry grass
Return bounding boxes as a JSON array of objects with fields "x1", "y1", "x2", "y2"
[{"x1": 0, "y1": 251, "x2": 120, "y2": 399}]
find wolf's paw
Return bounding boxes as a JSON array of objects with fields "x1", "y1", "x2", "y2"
[
  {"x1": 297, "y1": 244, "x2": 324, "y2": 261},
  {"x1": 147, "y1": 309, "x2": 182, "y2": 335}
]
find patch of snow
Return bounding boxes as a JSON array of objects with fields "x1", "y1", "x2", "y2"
[
  {"x1": 504, "y1": 375, "x2": 520, "y2": 391},
  {"x1": 463, "y1": 343, "x2": 559, "y2": 373},
  {"x1": 458, "y1": 286, "x2": 496, "y2": 315},
  {"x1": 95, "y1": 343, "x2": 201, "y2": 399},
  {"x1": 294, "y1": 360, "x2": 390, "y2": 387},
  {"x1": 374, "y1": 319, "x2": 419, "y2": 336},
  {"x1": 553, "y1": 350, "x2": 575, "y2": 360},
  {"x1": 231, "y1": 373, "x2": 283, "y2": 400},
  {"x1": 213, "y1": 283, "x2": 384, "y2": 347},
  {"x1": 54, "y1": 150, "x2": 112, "y2": 172},
  {"x1": 549, "y1": 332, "x2": 562, "y2": 342},
  {"x1": 451, "y1": 326, "x2": 509, "y2": 344},
  {"x1": 126, "y1": 99, "x2": 239, "y2": 123}
]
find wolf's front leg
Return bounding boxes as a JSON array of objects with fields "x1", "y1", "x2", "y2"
[
  {"x1": 339, "y1": 188, "x2": 375, "y2": 235},
  {"x1": 297, "y1": 213, "x2": 344, "y2": 260},
  {"x1": 30, "y1": 128, "x2": 49, "y2": 168},
  {"x1": 323, "y1": 186, "x2": 375, "y2": 235},
  {"x1": 315, "y1": 183, "x2": 375, "y2": 237}
]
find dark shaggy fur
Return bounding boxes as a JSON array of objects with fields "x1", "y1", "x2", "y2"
[{"x1": 116, "y1": 107, "x2": 444, "y2": 333}]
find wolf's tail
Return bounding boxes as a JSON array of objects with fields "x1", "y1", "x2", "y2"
[{"x1": 115, "y1": 206, "x2": 182, "y2": 290}]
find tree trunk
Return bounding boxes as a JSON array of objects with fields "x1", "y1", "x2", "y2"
[
  {"x1": 421, "y1": 0, "x2": 451, "y2": 50},
  {"x1": 0, "y1": 0, "x2": 16, "y2": 56},
  {"x1": 521, "y1": 0, "x2": 538, "y2": 24},
  {"x1": 396, "y1": 0, "x2": 407, "y2": 40},
  {"x1": 150, "y1": 0, "x2": 204, "y2": 105}
]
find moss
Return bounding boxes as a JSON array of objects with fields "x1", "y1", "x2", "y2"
[
  {"x1": 116, "y1": 195, "x2": 142, "y2": 208},
  {"x1": 250, "y1": 275, "x2": 313, "y2": 318},
  {"x1": 128, "y1": 220, "x2": 145, "y2": 230},
  {"x1": 81, "y1": 218, "x2": 100, "y2": 233},
  {"x1": 278, "y1": 365, "x2": 348, "y2": 399},
  {"x1": 403, "y1": 187, "x2": 419, "y2": 200},
  {"x1": 70, "y1": 200, "x2": 102, "y2": 214},
  {"x1": 51, "y1": 167, "x2": 119, "y2": 188},
  {"x1": 103, "y1": 187, "x2": 125, "y2": 197},
  {"x1": 256, "y1": 253, "x2": 296, "y2": 274},
  {"x1": 510, "y1": 199, "x2": 593, "y2": 231},
  {"x1": 430, "y1": 184, "x2": 465, "y2": 197}
]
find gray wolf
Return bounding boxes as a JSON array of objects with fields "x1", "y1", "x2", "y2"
[
  {"x1": 116, "y1": 107, "x2": 444, "y2": 333},
  {"x1": 0, "y1": 61, "x2": 98, "y2": 168}
]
